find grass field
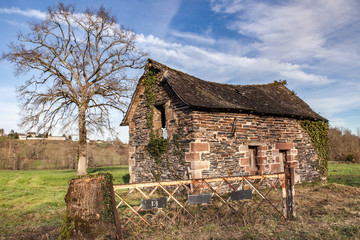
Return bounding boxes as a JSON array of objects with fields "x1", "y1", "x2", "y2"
[
  {"x1": 0, "y1": 163, "x2": 359, "y2": 239},
  {"x1": 0, "y1": 166, "x2": 129, "y2": 238},
  {"x1": 327, "y1": 162, "x2": 360, "y2": 187}
]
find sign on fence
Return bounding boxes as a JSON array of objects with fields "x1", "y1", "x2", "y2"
[
  {"x1": 141, "y1": 197, "x2": 167, "y2": 210},
  {"x1": 188, "y1": 194, "x2": 212, "y2": 205},
  {"x1": 230, "y1": 190, "x2": 252, "y2": 201}
]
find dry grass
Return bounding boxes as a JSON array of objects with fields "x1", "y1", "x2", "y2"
[
  {"x1": 0, "y1": 139, "x2": 128, "y2": 170},
  {"x1": 136, "y1": 182, "x2": 360, "y2": 240}
]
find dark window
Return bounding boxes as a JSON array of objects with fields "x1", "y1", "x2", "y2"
[
  {"x1": 248, "y1": 146, "x2": 259, "y2": 171},
  {"x1": 155, "y1": 105, "x2": 167, "y2": 139}
]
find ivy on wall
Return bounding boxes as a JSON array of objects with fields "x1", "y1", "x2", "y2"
[
  {"x1": 300, "y1": 120, "x2": 329, "y2": 177},
  {"x1": 144, "y1": 68, "x2": 168, "y2": 181}
]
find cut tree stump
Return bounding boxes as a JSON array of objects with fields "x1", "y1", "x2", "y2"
[{"x1": 59, "y1": 173, "x2": 121, "y2": 239}]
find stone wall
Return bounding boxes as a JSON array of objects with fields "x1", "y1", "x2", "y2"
[
  {"x1": 128, "y1": 79, "x2": 194, "y2": 183},
  {"x1": 187, "y1": 111, "x2": 320, "y2": 183},
  {"x1": 128, "y1": 78, "x2": 320, "y2": 183}
]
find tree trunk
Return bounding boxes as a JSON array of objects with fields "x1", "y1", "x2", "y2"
[
  {"x1": 77, "y1": 106, "x2": 87, "y2": 175},
  {"x1": 59, "y1": 174, "x2": 122, "y2": 239}
]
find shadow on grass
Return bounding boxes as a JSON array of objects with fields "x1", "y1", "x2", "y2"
[
  {"x1": 122, "y1": 174, "x2": 130, "y2": 184},
  {"x1": 87, "y1": 166, "x2": 127, "y2": 173},
  {"x1": 328, "y1": 176, "x2": 360, "y2": 188}
]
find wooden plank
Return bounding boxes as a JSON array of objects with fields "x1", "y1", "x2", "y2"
[{"x1": 114, "y1": 173, "x2": 285, "y2": 190}]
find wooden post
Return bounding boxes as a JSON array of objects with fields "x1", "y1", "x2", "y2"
[
  {"x1": 285, "y1": 166, "x2": 296, "y2": 219},
  {"x1": 281, "y1": 174, "x2": 288, "y2": 218},
  {"x1": 289, "y1": 167, "x2": 296, "y2": 218},
  {"x1": 59, "y1": 173, "x2": 121, "y2": 239}
]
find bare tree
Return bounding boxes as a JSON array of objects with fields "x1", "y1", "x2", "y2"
[{"x1": 2, "y1": 3, "x2": 146, "y2": 175}]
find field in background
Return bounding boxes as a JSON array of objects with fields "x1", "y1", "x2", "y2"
[
  {"x1": 0, "y1": 139, "x2": 128, "y2": 170},
  {"x1": 0, "y1": 163, "x2": 359, "y2": 239}
]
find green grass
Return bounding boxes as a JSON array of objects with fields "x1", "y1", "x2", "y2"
[
  {"x1": 328, "y1": 162, "x2": 360, "y2": 187},
  {"x1": 0, "y1": 166, "x2": 129, "y2": 237}
]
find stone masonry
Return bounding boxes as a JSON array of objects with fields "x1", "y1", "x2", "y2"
[{"x1": 127, "y1": 77, "x2": 320, "y2": 183}]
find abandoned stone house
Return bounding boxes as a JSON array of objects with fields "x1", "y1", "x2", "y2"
[{"x1": 121, "y1": 59, "x2": 327, "y2": 184}]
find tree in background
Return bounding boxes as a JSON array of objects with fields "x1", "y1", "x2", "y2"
[
  {"x1": 328, "y1": 127, "x2": 360, "y2": 163},
  {"x1": 2, "y1": 3, "x2": 146, "y2": 175}
]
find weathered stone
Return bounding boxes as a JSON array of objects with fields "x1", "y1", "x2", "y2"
[{"x1": 124, "y1": 64, "x2": 322, "y2": 184}]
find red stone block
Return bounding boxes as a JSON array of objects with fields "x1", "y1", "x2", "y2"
[
  {"x1": 288, "y1": 161, "x2": 299, "y2": 168},
  {"x1": 271, "y1": 164, "x2": 281, "y2": 173},
  {"x1": 185, "y1": 152, "x2": 201, "y2": 162},
  {"x1": 275, "y1": 143, "x2": 294, "y2": 150},
  {"x1": 258, "y1": 145, "x2": 268, "y2": 151},
  {"x1": 240, "y1": 158, "x2": 250, "y2": 166},
  {"x1": 190, "y1": 142, "x2": 210, "y2": 152},
  {"x1": 129, "y1": 121, "x2": 135, "y2": 130}
]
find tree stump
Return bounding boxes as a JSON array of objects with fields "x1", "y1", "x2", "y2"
[{"x1": 59, "y1": 174, "x2": 121, "y2": 239}]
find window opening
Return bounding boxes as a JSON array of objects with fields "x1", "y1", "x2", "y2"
[
  {"x1": 248, "y1": 146, "x2": 259, "y2": 171},
  {"x1": 279, "y1": 150, "x2": 287, "y2": 172},
  {"x1": 155, "y1": 105, "x2": 167, "y2": 139}
]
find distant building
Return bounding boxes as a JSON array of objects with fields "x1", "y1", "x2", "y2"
[
  {"x1": 47, "y1": 136, "x2": 66, "y2": 141},
  {"x1": 27, "y1": 132, "x2": 36, "y2": 138},
  {"x1": 18, "y1": 133, "x2": 27, "y2": 140}
]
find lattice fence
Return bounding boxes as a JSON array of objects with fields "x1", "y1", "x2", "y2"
[{"x1": 113, "y1": 173, "x2": 292, "y2": 237}]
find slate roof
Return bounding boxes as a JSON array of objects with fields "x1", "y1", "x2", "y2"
[{"x1": 121, "y1": 59, "x2": 326, "y2": 125}]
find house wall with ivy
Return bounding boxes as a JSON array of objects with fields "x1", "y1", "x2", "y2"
[
  {"x1": 127, "y1": 70, "x2": 325, "y2": 183},
  {"x1": 128, "y1": 74, "x2": 194, "y2": 183}
]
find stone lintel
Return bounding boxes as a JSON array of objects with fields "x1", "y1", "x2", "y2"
[{"x1": 275, "y1": 142, "x2": 294, "y2": 150}]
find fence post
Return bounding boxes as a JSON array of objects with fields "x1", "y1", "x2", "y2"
[
  {"x1": 281, "y1": 173, "x2": 288, "y2": 218},
  {"x1": 284, "y1": 166, "x2": 296, "y2": 219}
]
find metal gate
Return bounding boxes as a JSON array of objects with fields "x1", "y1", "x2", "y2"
[{"x1": 113, "y1": 172, "x2": 295, "y2": 236}]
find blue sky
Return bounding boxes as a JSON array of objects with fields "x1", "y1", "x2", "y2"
[{"x1": 1, "y1": 0, "x2": 360, "y2": 142}]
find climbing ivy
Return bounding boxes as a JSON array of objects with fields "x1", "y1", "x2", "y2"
[
  {"x1": 173, "y1": 128, "x2": 185, "y2": 165},
  {"x1": 144, "y1": 68, "x2": 168, "y2": 181},
  {"x1": 144, "y1": 68, "x2": 157, "y2": 129},
  {"x1": 300, "y1": 120, "x2": 329, "y2": 177},
  {"x1": 100, "y1": 173, "x2": 116, "y2": 224}
]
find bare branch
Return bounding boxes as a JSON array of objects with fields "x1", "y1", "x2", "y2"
[{"x1": 2, "y1": 3, "x2": 147, "y2": 174}]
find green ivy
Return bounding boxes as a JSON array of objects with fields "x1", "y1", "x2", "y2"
[
  {"x1": 100, "y1": 173, "x2": 115, "y2": 224},
  {"x1": 144, "y1": 68, "x2": 168, "y2": 181},
  {"x1": 144, "y1": 68, "x2": 157, "y2": 130},
  {"x1": 300, "y1": 120, "x2": 329, "y2": 177},
  {"x1": 173, "y1": 128, "x2": 185, "y2": 165},
  {"x1": 148, "y1": 133, "x2": 168, "y2": 165}
]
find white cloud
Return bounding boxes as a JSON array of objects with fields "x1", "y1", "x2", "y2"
[
  {"x1": 136, "y1": 33, "x2": 331, "y2": 85},
  {"x1": 0, "y1": 7, "x2": 46, "y2": 19},
  {"x1": 170, "y1": 30, "x2": 216, "y2": 45},
  {"x1": 210, "y1": 0, "x2": 360, "y2": 64}
]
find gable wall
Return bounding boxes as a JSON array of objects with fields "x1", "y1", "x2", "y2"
[{"x1": 128, "y1": 80, "x2": 194, "y2": 183}]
